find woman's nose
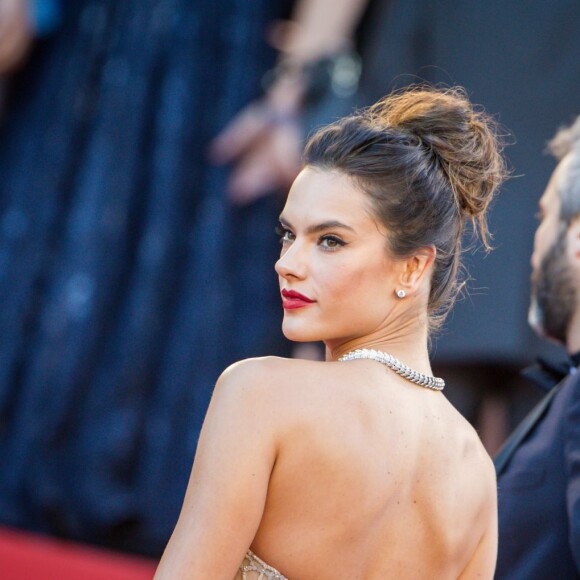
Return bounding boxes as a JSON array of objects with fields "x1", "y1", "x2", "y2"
[{"x1": 275, "y1": 244, "x2": 307, "y2": 280}]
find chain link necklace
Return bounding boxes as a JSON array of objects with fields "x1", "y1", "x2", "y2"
[{"x1": 338, "y1": 348, "x2": 445, "y2": 391}]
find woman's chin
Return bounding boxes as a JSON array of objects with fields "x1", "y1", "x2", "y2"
[{"x1": 281, "y1": 320, "x2": 320, "y2": 343}]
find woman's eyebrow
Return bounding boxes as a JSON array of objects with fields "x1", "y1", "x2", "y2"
[{"x1": 278, "y1": 217, "x2": 356, "y2": 234}]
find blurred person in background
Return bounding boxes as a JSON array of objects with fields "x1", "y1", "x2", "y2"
[
  {"x1": 0, "y1": 0, "x2": 297, "y2": 557},
  {"x1": 0, "y1": 0, "x2": 59, "y2": 106},
  {"x1": 0, "y1": 0, "x2": 31, "y2": 75},
  {"x1": 494, "y1": 117, "x2": 580, "y2": 578},
  {"x1": 210, "y1": 0, "x2": 367, "y2": 206},
  {"x1": 0, "y1": 0, "x2": 60, "y2": 72}
]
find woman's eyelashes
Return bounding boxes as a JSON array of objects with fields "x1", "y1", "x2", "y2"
[
  {"x1": 319, "y1": 234, "x2": 346, "y2": 250},
  {"x1": 275, "y1": 223, "x2": 295, "y2": 244},
  {"x1": 275, "y1": 223, "x2": 347, "y2": 251}
]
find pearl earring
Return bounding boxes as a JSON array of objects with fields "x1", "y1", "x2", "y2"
[{"x1": 396, "y1": 289, "x2": 406, "y2": 299}]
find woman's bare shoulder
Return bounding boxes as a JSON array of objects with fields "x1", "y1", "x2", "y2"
[
  {"x1": 219, "y1": 355, "x2": 324, "y2": 383},
  {"x1": 220, "y1": 355, "x2": 338, "y2": 387},
  {"x1": 215, "y1": 356, "x2": 326, "y2": 406},
  {"x1": 215, "y1": 357, "x2": 337, "y2": 423}
]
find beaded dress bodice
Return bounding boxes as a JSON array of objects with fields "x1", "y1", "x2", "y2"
[{"x1": 236, "y1": 550, "x2": 287, "y2": 579}]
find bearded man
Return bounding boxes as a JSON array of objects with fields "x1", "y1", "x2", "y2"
[{"x1": 495, "y1": 117, "x2": 580, "y2": 578}]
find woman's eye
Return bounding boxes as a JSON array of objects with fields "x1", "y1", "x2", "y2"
[
  {"x1": 320, "y1": 235, "x2": 345, "y2": 250},
  {"x1": 275, "y1": 224, "x2": 295, "y2": 243}
]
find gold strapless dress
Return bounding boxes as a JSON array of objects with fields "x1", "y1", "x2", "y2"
[{"x1": 236, "y1": 549, "x2": 287, "y2": 579}]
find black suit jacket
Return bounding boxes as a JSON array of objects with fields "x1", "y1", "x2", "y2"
[{"x1": 495, "y1": 369, "x2": 580, "y2": 578}]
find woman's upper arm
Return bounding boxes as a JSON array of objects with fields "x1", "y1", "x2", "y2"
[
  {"x1": 155, "y1": 359, "x2": 281, "y2": 579},
  {"x1": 459, "y1": 463, "x2": 498, "y2": 580}
]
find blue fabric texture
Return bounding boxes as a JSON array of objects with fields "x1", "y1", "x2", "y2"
[{"x1": 0, "y1": 0, "x2": 291, "y2": 556}]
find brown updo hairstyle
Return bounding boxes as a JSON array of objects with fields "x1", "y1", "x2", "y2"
[{"x1": 303, "y1": 86, "x2": 507, "y2": 331}]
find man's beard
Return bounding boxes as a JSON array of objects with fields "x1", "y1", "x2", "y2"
[{"x1": 529, "y1": 230, "x2": 577, "y2": 345}]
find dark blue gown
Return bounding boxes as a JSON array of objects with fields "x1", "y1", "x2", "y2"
[{"x1": 0, "y1": 0, "x2": 291, "y2": 555}]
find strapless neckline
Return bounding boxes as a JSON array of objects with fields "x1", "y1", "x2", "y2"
[{"x1": 239, "y1": 549, "x2": 287, "y2": 579}]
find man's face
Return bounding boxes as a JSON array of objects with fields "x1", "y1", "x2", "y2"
[{"x1": 529, "y1": 155, "x2": 577, "y2": 345}]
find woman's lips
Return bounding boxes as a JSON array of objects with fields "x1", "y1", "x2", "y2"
[{"x1": 281, "y1": 289, "x2": 315, "y2": 310}]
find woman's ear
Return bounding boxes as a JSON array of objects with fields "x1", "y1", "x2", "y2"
[{"x1": 397, "y1": 246, "x2": 436, "y2": 295}]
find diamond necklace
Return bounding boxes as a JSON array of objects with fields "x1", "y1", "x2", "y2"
[{"x1": 338, "y1": 348, "x2": 445, "y2": 391}]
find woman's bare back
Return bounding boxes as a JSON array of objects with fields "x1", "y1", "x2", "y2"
[{"x1": 249, "y1": 357, "x2": 497, "y2": 579}]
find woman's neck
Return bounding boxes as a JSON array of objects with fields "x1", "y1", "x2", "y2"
[{"x1": 325, "y1": 317, "x2": 432, "y2": 376}]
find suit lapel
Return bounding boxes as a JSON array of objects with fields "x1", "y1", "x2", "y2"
[{"x1": 494, "y1": 380, "x2": 565, "y2": 476}]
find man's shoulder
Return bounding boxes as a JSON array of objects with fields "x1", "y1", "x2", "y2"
[
  {"x1": 548, "y1": 368, "x2": 580, "y2": 423},
  {"x1": 495, "y1": 369, "x2": 580, "y2": 579},
  {"x1": 562, "y1": 369, "x2": 580, "y2": 447},
  {"x1": 522, "y1": 368, "x2": 580, "y2": 430},
  {"x1": 497, "y1": 369, "x2": 580, "y2": 475},
  {"x1": 562, "y1": 368, "x2": 580, "y2": 396}
]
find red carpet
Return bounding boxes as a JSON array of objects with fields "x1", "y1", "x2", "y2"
[{"x1": 0, "y1": 527, "x2": 157, "y2": 579}]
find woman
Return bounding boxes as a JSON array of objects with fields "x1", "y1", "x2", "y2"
[{"x1": 155, "y1": 86, "x2": 506, "y2": 579}]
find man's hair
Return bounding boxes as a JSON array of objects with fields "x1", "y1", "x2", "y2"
[{"x1": 548, "y1": 116, "x2": 580, "y2": 223}]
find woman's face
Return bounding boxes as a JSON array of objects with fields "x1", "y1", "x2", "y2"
[{"x1": 275, "y1": 167, "x2": 404, "y2": 348}]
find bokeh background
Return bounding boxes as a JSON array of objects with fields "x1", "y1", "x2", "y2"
[{"x1": 0, "y1": 0, "x2": 579, "y2": 571}]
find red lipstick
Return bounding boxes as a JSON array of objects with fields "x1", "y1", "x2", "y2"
[{"x1": 281, "y1": 289, "x2": 315, "y2": 310}]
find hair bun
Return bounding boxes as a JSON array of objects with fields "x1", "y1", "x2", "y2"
[
  {"x1": 303, "y1": 85, "x2": 509, "y2": 329},
  {"x1": 368, "y1": 87, "x2": 507, "y2": 245}
]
